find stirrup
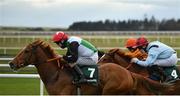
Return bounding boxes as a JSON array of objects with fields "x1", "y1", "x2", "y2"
[
  {"x1": 73, "y1": 78, "x2": 98, "y2": 84},
  {"x1": 78, "y1": 78, "x2": 88, "y2": 83},
  {"x1": 72, "y1": 78, "x2": 88, "y2": 84}
]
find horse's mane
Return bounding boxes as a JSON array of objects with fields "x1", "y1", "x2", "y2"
[
  {"x1": 31, "y1": 39, "x2": 57, "y2": 57},
  {"x1": 108, "y1": 48, "x2": 131, "y2": 60}
]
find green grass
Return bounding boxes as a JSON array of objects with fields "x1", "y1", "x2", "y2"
[{"x1": 0, "y1": 78, "x2": 48, "y2": 95}]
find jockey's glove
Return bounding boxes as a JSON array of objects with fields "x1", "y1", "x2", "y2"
[
  {"x1": 62, "y1": 55, "x2": 69, "y2": 62},
  {"x1": 131, "y1": 58, "x2": 139, "y2": 63}
]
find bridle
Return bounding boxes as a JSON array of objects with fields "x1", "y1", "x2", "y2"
[
  {"x1": 22, "y1": 44, "x2": 62, "y2": 68},
  {"x1": 23, "y1": 44, "x2": 37, "y2": 66},
  {"x1": 113, "y1": 52, "x2": 133, "y2": 70},
  {"x1": 99, "y1": 51, "x2": 133, "y2": 70}
]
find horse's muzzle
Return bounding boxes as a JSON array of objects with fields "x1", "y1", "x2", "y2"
[{"x1": 9, "y1": 62, "x2": 17, "y2": 70}]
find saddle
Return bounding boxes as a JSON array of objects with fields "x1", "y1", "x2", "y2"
[
  {"x1": 147, "y1": 65, "x2": 180, "y2": 83},
  {"x1": 72, "y1": 64, "x2": 99, "y2": 86}
]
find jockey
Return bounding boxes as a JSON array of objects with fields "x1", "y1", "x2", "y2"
[
  {"x1": 125, "y1": 38, "x2": 147, "y2": 60},
  {"x1": 131, "y1": 36, "x2": 178, "y2": 82},
  {"x1": 125, "y1": 38, "x2": 137, "y2": 52},
  {"x1": 52, "y1": 31, "x2": 98, "y2": 84}
]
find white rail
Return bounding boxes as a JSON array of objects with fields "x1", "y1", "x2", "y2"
[
  {"x1": 0, "y1": 74, "x2": 39, "y2": 78},
  {"x1": 0, "y1": 62, "x2": 44, "y2": 95},
  {"x1": 0, "y1": 64, "x2": 34, "y2": 67},
  {"x1": 0, "y1": 74, "x2": 44, "y2": 96}
]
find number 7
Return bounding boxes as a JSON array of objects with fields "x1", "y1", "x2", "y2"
[{"x1": 88, "y1": 68, "x2": 95, "y2": 78}]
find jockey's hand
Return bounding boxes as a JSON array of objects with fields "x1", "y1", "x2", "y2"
[{"x1": 130, "y1": 58, "x2": 138, "y2": 63}]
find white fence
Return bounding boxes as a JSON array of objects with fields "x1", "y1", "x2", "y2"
[
  {"x1": 0, "y1": 74, "x2": 44, "y2": 96},
  {"x1": 0, "y1": 58, "x2": 44, "y2": 95}
]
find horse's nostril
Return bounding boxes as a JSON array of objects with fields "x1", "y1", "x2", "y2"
[{"x1": 9, "y1": 62, "x2": 15, "y2": 69}]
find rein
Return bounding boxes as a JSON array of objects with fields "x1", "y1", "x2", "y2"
[
  {"x1": 23, "y1": 44, "x2": 63, "y2": 69},
  {"x1": 113, "y1": 50, "x2": 134, "y2": 70},
  {"x1": 125, "y1": 63, "x2": 133, "y2": 69},
  {"x1": 46, "y1": 56, "x2": 62, "y2": 68},
  {"x1": 98, "y1": 49, "x2": 134, "y2": 70}
]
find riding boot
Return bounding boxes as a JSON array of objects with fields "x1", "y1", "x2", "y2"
[
  {"x1": 147, "y1": 65, "x2": 163, "y2": 82},
  {"x1": 73, "y1": 65, "x2": 88, "y2": 84}
]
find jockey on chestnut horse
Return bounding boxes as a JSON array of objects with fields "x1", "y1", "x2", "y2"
[
  {"x1": 52, "y1": 31, "x2": 99, "y2": 85},
  {"x1": 130, "y1": 37, "x2": 180, "y2": 83},
  {"x1": 99, "y1": 37, "x2": 180, "y2": 83}
]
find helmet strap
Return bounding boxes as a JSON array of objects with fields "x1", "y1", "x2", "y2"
[
  {"x1": 143, "y1": 44, "x2": 148, "y2": 52},
  {"x1": 60, "y1": 40, "x2": 68, "y2": 49}
]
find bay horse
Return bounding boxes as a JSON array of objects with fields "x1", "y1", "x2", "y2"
[{"x1": 9, "y1": 40, "x2": 173, "y2": 95}]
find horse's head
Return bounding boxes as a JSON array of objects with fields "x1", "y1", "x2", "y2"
[
  {"x1": 98, "y1": 48, "x2": 130, "y2": 66},
  {"x1": 9, "y1": 39, "x2": 58, "y2": 71}
]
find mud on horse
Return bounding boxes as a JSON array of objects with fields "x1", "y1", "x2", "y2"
[{"x1": 9, "y1": 40, "x2": 174, "y2": 95}]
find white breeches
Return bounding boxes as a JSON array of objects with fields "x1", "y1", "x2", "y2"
[
  {"x1": 76, "y1": 52, "x2": 98, "y2": 66},
  {"x1": 154, "y1": 53, "x2": 178, "y2": 67}
]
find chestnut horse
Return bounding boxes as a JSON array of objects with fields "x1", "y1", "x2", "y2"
[
  {"x1": 98, "y1": 48, "x2": 149, "y2": 77},
  {"x1": 98, "y1": 48, "x2": 180, "y2": 94},
  {"x1": 99, "y1": 48, "x2": 180, "y2": 77},
  {"x1": 9, "y1": 40, "x2": 173, "y2": 95}
]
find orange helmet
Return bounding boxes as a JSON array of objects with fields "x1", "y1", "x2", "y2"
[
  {"x1": 125, "y1": 38, "x2": 137, "y2": 48},
  {"x1": 52, "y1": 31, "x2": 68, "y2": 42},
  {"x1": 136, "y1": 36, "x2": 149, "y2": 47}
]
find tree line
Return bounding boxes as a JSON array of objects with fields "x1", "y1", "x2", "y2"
[
  {"x1": 1, "y1": 16, "x2": 180, "y2": 31},
  {"x1": 0, "y1": 26, "x2": 66, "y2": 31},
  {"x1": 68, "y1": 16, "x2": 180, "y2": 31}
]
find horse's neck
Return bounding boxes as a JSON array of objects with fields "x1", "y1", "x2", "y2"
[
  {"x1": 114, "y1": 53, "x2": 130, "y2": 67},
  {"x1": 115, "y1": 53, "x2": 149, "y2": 76},
  {"x1": 35, "y1": 62, "x2": 59, "y2": 83},
  {"x1": 34, "y1": 47, "x2": 60, "y2": 84}
]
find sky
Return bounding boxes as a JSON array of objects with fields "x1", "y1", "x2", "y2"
[{"x1": 0, "y1": 0, "x2": 180, "y2": 28}]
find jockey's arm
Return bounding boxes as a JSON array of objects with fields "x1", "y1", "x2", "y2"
[
  {"x1": 135, "y1": 49, "x2": 159, "y2": 67},
  {"x1": 63, "y1": 41, "x2": 79, "y2": 63}
]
